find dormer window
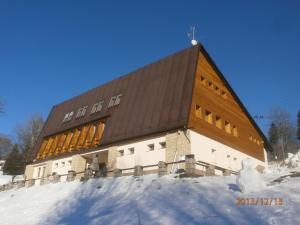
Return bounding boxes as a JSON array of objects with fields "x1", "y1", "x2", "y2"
[
  {"x1": 62, "y1": 111, "x2": 74, "y2": 123},
  {"x1": 76, "y1": 106, "x2": 88, "y2": 118},
  {"x1": 108, "y1": 94, "x2": 122, "y2": 108},
  {"x1": 91, "y1": 101, "x2": 104, "y2": 114}
]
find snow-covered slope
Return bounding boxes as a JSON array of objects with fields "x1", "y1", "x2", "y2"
[{"x1": 0, "y1": 168, "x2": 299, "y2": 225}]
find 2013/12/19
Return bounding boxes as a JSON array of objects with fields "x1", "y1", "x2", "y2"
[{"x1": 236, "y1": 197, "x2": 283, "y2": 206}]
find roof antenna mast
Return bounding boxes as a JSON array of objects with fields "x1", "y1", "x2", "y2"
[{"x1": 188, "y1": 26, "x2": 198, "y2": 46}]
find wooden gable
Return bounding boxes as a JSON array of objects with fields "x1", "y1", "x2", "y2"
[{"x1": 188, "y1": 48, "x2": 266, "y2": 161}]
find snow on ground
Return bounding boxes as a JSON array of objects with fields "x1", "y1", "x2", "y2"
[
  {"x1": 0, "y1": 164, "x2": 299, "y2": 225},
  {"x1": 0, "y1": 172, "x2": 12, "y2": 185}
]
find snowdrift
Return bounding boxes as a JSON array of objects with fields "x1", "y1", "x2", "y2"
[{"x1": 0, "y1": 171, "x2": 299, "y2": 225}]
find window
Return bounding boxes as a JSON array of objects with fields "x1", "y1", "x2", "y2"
[
  {"x1": 119, "y1": 150, "x2": 124, "y2": 157},
  {"x1": 55, "y1": 163, "x2": 58, "y2": 168},
  {"x1": 222, "y1": 91, "x2": 228, "y2": 99},
  {"x1": 233, "y1": 125, "x2": 238, "y2": 137},
  {"x1": 205, "y1": 110, "x2": 213, "y2": 124},
  {"x1": 159, "y1": 142, "x2": 166, "y2": 149},
  {"x1": 195, "y1": 105, "x2": 202, "y2": 118},
  {"x1": 225, "y1": 121, "x2": 231, "y2": 134},
  {"x1": 76, "y1": 106, "x2": 88, "y2": 119},
  {"x1": 68, "y1": 160, "x2": 72, "y2": 166},
  {"x1": 62, "y1": 111, "x2": 74, "y2": 123},
  {"x1": 214, "y1": 85, "x2": 220, "y2": 94},
  {"x1": 61, "y1": 162, "x2": 65, "y2": 167},
  {"x1": 128, "y1": 147, "x2": 134, "y2": 155},
  {"x1": 200, "y1": 76, "x2": 206, "y2": 84},
  {"x1": 215, "y1": 115, "x2": 222, "y2": 129},
  {"x1": 37, "y1": 167, "x2": 41, "y2": 177},
  {"x1": 91, "y1": 101, "x2": 104, "y2": 114},
  {"x1": 148, "y1": 144, "x2": 155, "y2": 151},
  {"x1": 249, "y1": 135, "x2": 253, "y2": 141},
  {"x1": 42, "y1": 166, "x2": 46, "y2": 177},
  {"x1": 108, "y1": 94, "x2": 122, "y2": 108},
  {"x1": 208, "y1": 81, "x2": 213, "y2": 88}
]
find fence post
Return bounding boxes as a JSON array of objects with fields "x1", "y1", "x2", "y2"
[
  {"x1": 185, "y1": 154, "x2": 196, "y2": 177},
  {"x1": 158, "y1": 161, "x2": 167, "y2": 176},
  {"x1": 113, "y1": 168, "x2": 122, "y2": 177},
  {"x1": 134, "y1": 165, "x2": 143, "y2": 177},
  {"x1": 205, "y1": 165, "x2": 215, "y2": 176},
  {"x1": 67, "y1": 170, "x2": 76, "y2": 182}
]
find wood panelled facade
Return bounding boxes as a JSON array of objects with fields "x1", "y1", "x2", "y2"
[
  {"x1": 36, "y1": 121, "x2": 105, "y2": 160},
  {"x1": 188, "y1": 52, "x2": 265, "y2": 161}
]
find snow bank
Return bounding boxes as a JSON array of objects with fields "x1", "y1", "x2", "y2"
[
  {"x1": 284, "y1": 151, "x2": 300, "y2": 169},
  {"x1": 0, "y1": 172, "x2": 12, "y2": 185},
  {"x1": 236, "y1": 158, "x2": 265, "y2": 193},
  {"x1": 0, "y1": 172, "x2": 299, "y2": 225}
]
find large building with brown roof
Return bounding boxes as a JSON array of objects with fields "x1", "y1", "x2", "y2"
[{"x1": 25, "y1": 44, "x2": 270, "y2": 184}]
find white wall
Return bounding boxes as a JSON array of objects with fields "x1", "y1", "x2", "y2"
[
  {"x1": 32, "y1": 163, "x2": 47, "y2": 185},
  {"x1": 190, "y1": 130, "x2": 267, "y2": 172},
  {"x1": 116, "y1": 136, "x2": 166, "y2": 170},
  {"x1": 51, "y1": 157, "x2": 73, "y2": 181}
]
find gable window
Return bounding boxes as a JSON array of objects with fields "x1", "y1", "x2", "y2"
[
  {"x1": 108, "y1": 94, "x2": 122, "y2": 108},
  {"x1": 225, "y1": 121, "x2": 231, "y2": 134},
  {"x1": 205, "y1": 110, "x2": 213, "y2": 124},
  {"x1": 215, "y1": 115, "x2": 222, "y2": 129},
  {"x1": 214, "y1": 85, "x2": 221, "y2": 95},
  {"x1": 148, "y1": 144, "x2": 155, "y2": 151},
  {"x1": 208, "y1": 81, "x2": 213, "y2": 88},
  {"x1": 200, "y1": 76, "x2": 206, "y2": 84},
  {"x1": 195, "y1": 105, "x2": 202, "y2": 119},
  {"x1": 128, "y1": 147, "x2": 134, "y2": 155},
  {"x1": 232, "y1": 125, "x2": 238, "y2": 137},
  {"x1": 222, "y1": 91, "x2": 228, "y2": 99}
]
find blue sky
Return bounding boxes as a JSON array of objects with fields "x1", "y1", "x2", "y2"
[{"x1": 0, "y1": 0, "x2": 299, "y2": 138}]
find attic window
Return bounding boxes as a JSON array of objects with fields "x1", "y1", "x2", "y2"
[
  {"x1": 148, "y1": 144, "x2": 155, "y2": 151},
  {"x1": 214, "y1": 85, "x2": 220, "y2": 94},
  {"x1": 200, "y1": 76, "x2": 206, "y2": 84},
  {"x1": 215, "y1": 116, "x2": 222, "y2": 129},
  {"x1": 195, "y1": 105, "x2": 202, "y2": 118},
  {"x1": 208, "y1": 81, "x2": 213, "y2": 88},
  {"x1": 222, "y1": 91, "x2": 228, "y2": 99},
  {"x1": 108, "y1": 94, "x2": 122, "y2": 108},
  {"x1": 225, "y1": 121, "x2": 231, "y2": 134},
  {"x1": 205, "y1": 110, "x2": 213, "y2": 124}
]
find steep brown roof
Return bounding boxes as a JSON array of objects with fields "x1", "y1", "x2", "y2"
[{"x1": 33, "y1": 45, "x2": 200, "y2": 159}]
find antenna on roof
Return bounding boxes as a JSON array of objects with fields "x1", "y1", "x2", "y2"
[{"x1": 188, "y1": 26, "x2": 198, "y2": 46}]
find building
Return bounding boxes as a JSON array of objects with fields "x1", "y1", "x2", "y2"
[{"x1": 24, "y1": 44, "x2": 270, "y2": 184}]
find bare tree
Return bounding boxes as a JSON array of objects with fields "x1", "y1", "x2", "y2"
[
  {"x1": 15, "y1": 115, "x2": 44, "y2": 163},
  {"x1": 0, "y1": 134, "x2": 14, "y2": 158},
  {"x1": 268, "y1": 108, "x2": 297, "y2": 160}
]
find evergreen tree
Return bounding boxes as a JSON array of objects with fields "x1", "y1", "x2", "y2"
[
  {"x1": 297, "y1": 110, "x2": 300, "y2": 142},
  {"x1": 3, "y1": 145, "x2": 25, "y2": 181},
  {"x1": 268, "y1": 122, "x2": 279, "y2": 145}
]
